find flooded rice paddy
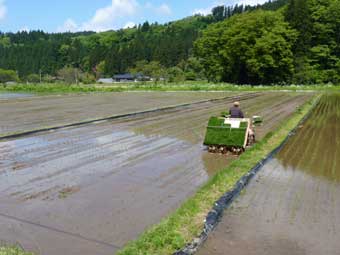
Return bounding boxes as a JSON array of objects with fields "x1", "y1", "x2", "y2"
[
  {"x1": 198, "y1": 94, "x2": 340, "y2": 255},
  {"x1": 0, "y1": 92, "x2": 310, "y2": 254},
  {"x1": 0, "y1": 92, "x2": 240, "y2": 136},
  {"x1": 0, "y1": 93, "x2": 33, "y2": 100}
]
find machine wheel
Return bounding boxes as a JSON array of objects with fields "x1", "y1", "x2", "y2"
[{"x1": 208, "y1": 145, "x2": 244, "y2": 155}]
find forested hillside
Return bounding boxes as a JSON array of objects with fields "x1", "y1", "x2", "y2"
[
  {"x1": 196, "y1": 0, "x2": 340, "y2": 84},
  {"x1": 0, "y1": 0, "x2": 339, "y2": 85}
]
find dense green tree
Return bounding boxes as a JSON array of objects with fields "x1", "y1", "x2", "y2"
[
  {"x1": 212, "y1": 6, "x2": 226, "y2": 21},
  {"x1": 285, "y1": 0, "x2": 312, "y2": 55},
  {"x1": 167, "y1": 67, "x2": 185, "y2": 82},
  {"x1": 195, "y1": 10, "x2": 298, "y2": 84},
  {"x1": 57, "y1": 66, "x2": 80, "y2": 84},
  {"x1": 26, "y1": 73, "x2": 40, "y2": 83},
  {"x1": 285, "y1": 0, "x2": 340, "y2": 83},
  {"x1": 0, "y1": 68, "x2": 19, "y2": 83}
]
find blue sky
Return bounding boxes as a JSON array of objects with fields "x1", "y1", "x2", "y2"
[{"x1": 0, "y1": 0, "x2": 267, "y2": 33}]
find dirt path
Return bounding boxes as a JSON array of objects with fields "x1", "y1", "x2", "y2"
[
  {"x1": 0, "y1": 92, "x2": 310, "y2": 255},
  {"x1": 0, "y1": 92, "x2": 239, "y2": 136},
  {"x1": 197, "y1": 94, "x2": 340, "y2": 255}
]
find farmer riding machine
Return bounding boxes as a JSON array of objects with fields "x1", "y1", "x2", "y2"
[{"x1": 203, "y1": 114, "x2": 261, "y2": 154}]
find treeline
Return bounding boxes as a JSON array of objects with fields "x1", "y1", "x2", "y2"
[
  {"x1": 196, "y1": 0, "x2": 340, "y2": 84},
  {"x1": 0, "y1": 0, "x2": 288, "y2": 84},
  {"x1": 0, "y1": 16, "x2": 213, "y2": 82},
  {"x1": 0, "y1": 0, "x2": 339, "y2": 85}
]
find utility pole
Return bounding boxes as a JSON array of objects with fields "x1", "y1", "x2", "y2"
[{"x1": 39, "y1": 69, "x2": 42, "y2": 83}]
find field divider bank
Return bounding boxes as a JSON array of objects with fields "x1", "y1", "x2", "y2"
[
  {"x1": 117, "y1": 95, "x2": 320, "y2": 255},
  {"x1": 0, "y1": 93, "x2": 261, "y2": 141}
]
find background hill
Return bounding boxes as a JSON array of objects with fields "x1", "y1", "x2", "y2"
[{"x1": 0, "y1": 0, "x2": 339, "y2": 85}]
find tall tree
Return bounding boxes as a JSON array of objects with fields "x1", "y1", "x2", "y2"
[{"x1": 195, "y1": 10, "x2": 298, "y2": 84}]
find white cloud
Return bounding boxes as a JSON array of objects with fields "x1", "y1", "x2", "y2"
[
  {"x1": 192, "y1": 1, "x2": 224, "y2": 16},
  {"x1": 124, "y1": 21, "x2": 136, "y2": 29},
  {"x1": 19, "y1": 26, "x2": 30, "y2": 32},
  {"x1": 0, "y1": 0, "x2": 7, "y2": 21},
  {"x1": 57, "y1": 18, "x2": 78, "y2": 32},
  {"x1": 156, "y1": 4, "x2": 172, "y2": 16},
  {"x1": 193, "y1": 7, "x2": 212, "y2": 16},
  {"x1": 82, "y1": 0, "x2": 138, "y2": 31},
  {"x1": 58, "y1": 0, "x2": 174, "y2": 32},
  {"x1": 58, "y1": 0, "x2": 138, "y2": 32},
  {"x1": 145, "y1": 2, "x2": 172, "y2": 16}
]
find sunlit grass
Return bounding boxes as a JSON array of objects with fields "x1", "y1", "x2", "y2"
[
  {"x1": 0, "y1": 246, "x2": 33, "y2": 255},
  {"x1": 0, "y1": 82, "x2": 339, "y2": 94}
]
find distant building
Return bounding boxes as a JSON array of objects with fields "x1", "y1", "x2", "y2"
[
  {"x1": 5, "y1": 81, "x2": 17, "y2": 85},
  {"x1": 113, "y1": 74, "x2": 135, "y2": 82},
  {"x1": 97, "y1": 78, "x2": 114, "y2": 84},
  {"x1": 113, "y1": 73, "x2": 151, "y2": 82}
]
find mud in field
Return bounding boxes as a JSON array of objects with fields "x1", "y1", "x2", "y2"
[
  {"x1": 0, "y1": 92, "x2": 239, "y2": 136},
  {"x1": 198, "y1": 94, "x2": 340, "y2": 255},
  {"x1": 0, "y1": 92, "x2": 310, "y2": 255}
]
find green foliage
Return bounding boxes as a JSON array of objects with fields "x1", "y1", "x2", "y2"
[
  {"x1": 79, "y1": 72, "x2": 96, "y2": 84},
  {"x1": 130, "y1": 61, "x2": 167, "y2": 84},
  {"x1": 26, "y1": 73, "x2": 40, "y2": 83},
  {"x1": 195, "y1": 10, "x2": 298, "y2": 84},
  {"x1": 1, "y1": 82, "x2": 339, "y2": 94},
  {"x1": 57, "y1": 66, "x2": 80, "y2": 84},
  {"x1": 285, "y1": 0, "x2": 340, "y2": 84},
  {"x1": 0, "y1": 246, "x2": 33, "y2": 255},
  {"x1": 211, "y1": 0, "x2": 289, "y2": 22},
  {"x1": 95, "y1": 60, "x2": 106, "y2": 79},
  {"x1": 0, "y1": 68, "x2": 19, "y2": 83},
  {"x1": 42, "y1": 74, "x2": 54, "y2": 83},
  {"x1": 167, "y1": 67, "x2": 185, "y2": 83}
]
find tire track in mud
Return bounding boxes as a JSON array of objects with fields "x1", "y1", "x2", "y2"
[
  {"x1": 0, "y1": 92, "x2": 310, "y2": 255},
  {"x1": 197, "y1": 94, "x2": 340, "y2": 255}
]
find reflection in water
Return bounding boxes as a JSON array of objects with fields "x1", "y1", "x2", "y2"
[
  {"x1": 277, "y1": 94, "x2": 340, "y2": 183},
  {"x1": 0, "y1": 93, "x2": 33, "y2": 99}
]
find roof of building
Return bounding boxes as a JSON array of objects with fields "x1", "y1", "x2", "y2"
[
  {"x1": 113, "y1": 73, "x2": 135, "y2": 80},
  {"x1": 97, "y1": 78, "x2": 113, "y2": 83}
]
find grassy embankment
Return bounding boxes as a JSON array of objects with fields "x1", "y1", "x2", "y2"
[
  {"x1": 0, "y1": 246, "x2": 33, "y2": 255},
  {"x1": 117, "y1": 95, "x2": 320, "y2": 255},
  {"x1": 0, "y1": 82, "x2": 339, "y2": 93}
]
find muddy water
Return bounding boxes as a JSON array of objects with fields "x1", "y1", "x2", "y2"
[
  {"x1": 0, "y1": 92, "x2": 239, "y2": 136},
  {"x1": 198, "y1": 94, "x2": 340, "y2": 255},
  {"x1": 0, "y1": 93, "x2": 310, "y2": 255},
  {"x1": 0, "y1": 93, "x2": 33, "y2": 100}
]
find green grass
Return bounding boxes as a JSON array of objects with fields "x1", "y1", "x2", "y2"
[
  {"x1": 0, "y1": 82, "x2": 339, "y2": 94},
  {"x1": 0, "y1": 246, "x2": 33, "y2": 255},
  {"x1": 117, "y1": 95, "x2": 319, "y2": 255}
]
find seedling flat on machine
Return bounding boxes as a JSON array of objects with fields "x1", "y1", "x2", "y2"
[{"x1": 204, "y1": 117, "x2": 251, "y2": 153}]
